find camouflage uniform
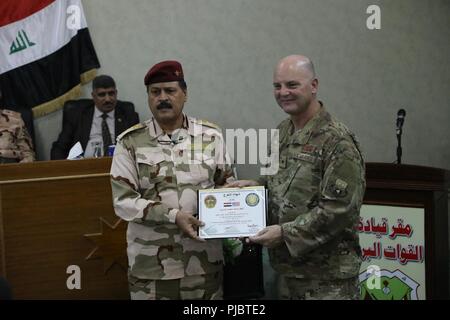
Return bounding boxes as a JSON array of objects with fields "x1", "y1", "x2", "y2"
[
  {"x1": 0, "y1": 109, "x2": 35, "y2": 163},
  {"x1": 264, "y1": 104, "x2": 366, "y2": 299},
  {"x1": 110, "y1": 115, "x2": 234, "y2": 300}
]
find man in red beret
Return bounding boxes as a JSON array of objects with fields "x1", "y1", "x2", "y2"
[{"x1": 110, "y1": 60, "x2": 235, "y2": 300}]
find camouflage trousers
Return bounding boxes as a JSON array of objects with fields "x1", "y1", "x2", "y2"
[
  {"x1": 276, "y1": 275, "x2": 360, "y2": 300},
  {"x1": 128, "y1": 271, "x2": 223, "y2": 300}
]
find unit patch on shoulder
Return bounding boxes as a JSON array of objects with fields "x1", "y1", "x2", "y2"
[{"x1": 327, "y1": 178, "x2": 348, "y2": 198}]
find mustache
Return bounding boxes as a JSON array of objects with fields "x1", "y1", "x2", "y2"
[{"x1": 157, "y1": 101, "x2": 172, "y2": 110}]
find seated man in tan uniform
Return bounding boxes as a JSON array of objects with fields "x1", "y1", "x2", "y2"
[{"x1": 0, "y1": 87, "x2": 35, "y2": 163}]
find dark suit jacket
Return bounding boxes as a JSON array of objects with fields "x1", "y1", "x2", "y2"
[{"x1": 50, "y1": 99, "x2": 139, "y2": 160}]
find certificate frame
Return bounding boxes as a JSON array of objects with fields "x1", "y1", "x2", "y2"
[{"x1": 198, "y1": 186, "x2": 267, "y2": 239}]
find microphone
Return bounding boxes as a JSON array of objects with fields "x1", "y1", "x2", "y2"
[
  {"x1": 395, "y1": 109, "x2": 406, "y2": 164},
  {"x1": 396, "y1": 109, "x2": 406, "y2": 134}
]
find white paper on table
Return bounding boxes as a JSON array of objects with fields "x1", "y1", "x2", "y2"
[{"x1": 67, "y1": 141, "x2": 84, "y2": 160}]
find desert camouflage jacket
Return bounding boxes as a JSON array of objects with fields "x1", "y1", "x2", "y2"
[
  {"x1": 0, "y1": 109, "x2": 35, "y2": 162},
  {"x1": 266, "y1": 104, "x2": 366, "y2": 280},
  {"x1": 110, "y1": 114, "x2": 234, "y2": 280}
]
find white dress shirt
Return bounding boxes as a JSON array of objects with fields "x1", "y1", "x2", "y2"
[{"x1": 84, "y1": 107, "x2": 115, "y2": 157}]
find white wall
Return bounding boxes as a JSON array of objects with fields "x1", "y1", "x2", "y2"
[{"x1": 35, "y1": 0, "x2": 450, "y2": 173}]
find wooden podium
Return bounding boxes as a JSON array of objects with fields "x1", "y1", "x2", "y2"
[
  {"x1": 1, "y1": 161, "x2": 448, "y2": 299},
  {"x1": 0, "y1": 158, "x2": 129, "y2": 299},
  {"x1": 364, "y1": 163, "x2": 449, "y2": 299}
]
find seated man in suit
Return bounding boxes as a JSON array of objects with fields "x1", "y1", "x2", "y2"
[
  {"x1": 0, "y1": 87, "x2": 35, "y2": 163},
  {"x1": 51, "y1": 75, "x2": 140, "y2": 159}
]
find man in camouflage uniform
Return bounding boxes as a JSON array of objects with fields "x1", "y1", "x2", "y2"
[
  {"x1": 229, "y1": 55, "x2": 365, "y2": 299},
  {"x1": 110, "y1": 60, "x2": 234, "y2": 300},
  {"x1": 0, "y1": 88, "x2": 35, "y2": 163}
]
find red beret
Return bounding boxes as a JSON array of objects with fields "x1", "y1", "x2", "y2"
[{"x1": 144, "y1": 60, "x2": 184, "y2": 86}]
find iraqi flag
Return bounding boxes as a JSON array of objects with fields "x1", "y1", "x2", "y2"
[{"x1": 0, "y1": 0, "x2": 100, "y2": 118}]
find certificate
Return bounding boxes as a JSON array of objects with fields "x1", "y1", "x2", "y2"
[{"x1": 198, "y1": 186, "x2": 266, "y2": 239}]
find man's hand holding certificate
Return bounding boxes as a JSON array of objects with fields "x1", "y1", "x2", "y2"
[{"x1": 198, "y1": 186, "x2": 266, "y2": 239}]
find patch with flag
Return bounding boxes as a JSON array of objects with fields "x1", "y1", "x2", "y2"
[
  {"x1": 223, "y1": 202, "x2": 240, "y2": 208},
  {"x1": 0, "y1": 0, "x2": 100, "y2": 118}
]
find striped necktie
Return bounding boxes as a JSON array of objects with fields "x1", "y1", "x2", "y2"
[{"x1": 101, "y1": 113, "x2": 112, "y2": 156}]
